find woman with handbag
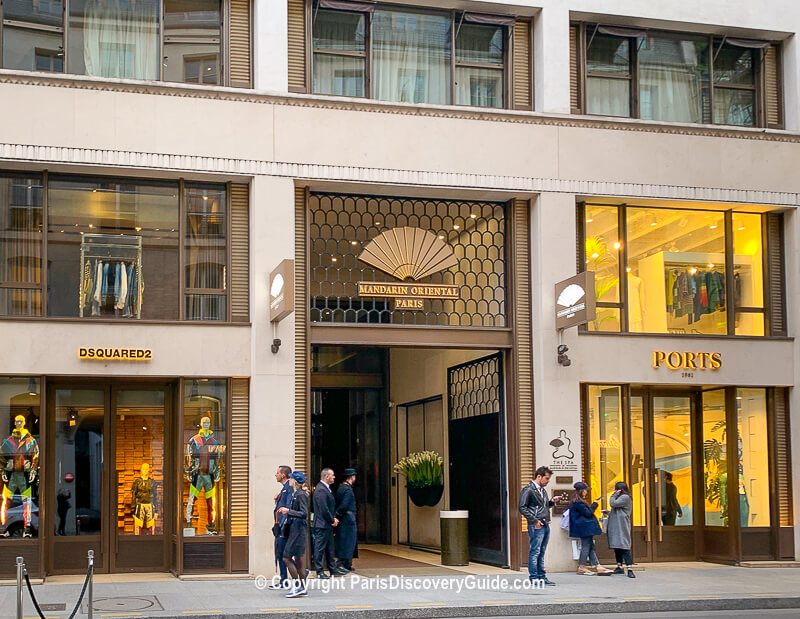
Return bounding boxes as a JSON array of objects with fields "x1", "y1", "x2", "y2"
[
  {"x1": 606, "y1": 481, "x2": 636, "y2": 578},
  {"x1": 569, "y1": 481, "x2": 613, "y2": 575},
  {"x1": 277, "y1": 471, "x2": 310, "y2": 598}
]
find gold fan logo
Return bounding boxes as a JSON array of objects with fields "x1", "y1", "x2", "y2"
[{"x1": 356, "y1": 227, "x2": 460, "y2": 310}]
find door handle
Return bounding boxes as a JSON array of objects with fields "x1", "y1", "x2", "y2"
[
  {"x1": 643, "y1": 467, "x2": 651, "y2": 543},
  {"x1": 655, "y1": 469, "x2": 663, "y2": 542}
]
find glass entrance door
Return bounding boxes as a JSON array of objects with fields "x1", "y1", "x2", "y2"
[
  {"x1": 631, "y1": 392, "x2": 699, "y2": 561},
  {"x1": 49, "y1": 383, "x2": 169, "y2": 574}
]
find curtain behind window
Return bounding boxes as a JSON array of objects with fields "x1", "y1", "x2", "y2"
[
  {"x1": 639, "y1": 35, "x2": 709, "y2": 123},
  {"x1": 76, "y1": 0, "x2": 159, "y2": 80},
  {"x1": 372, "y1": 8, "x2": 451, "y2": 105}
]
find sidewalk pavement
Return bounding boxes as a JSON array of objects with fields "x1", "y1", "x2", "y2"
[{"x1": 1, "y1": 563, "x2": 799, "y2": 619}]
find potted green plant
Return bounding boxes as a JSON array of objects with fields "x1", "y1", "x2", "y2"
[{"x1": 394, "y1": 450, "x2": 444, "y2": 507}]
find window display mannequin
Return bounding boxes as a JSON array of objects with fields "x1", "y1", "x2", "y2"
[
  {"x1": 1, "y1": 415, "x2": 39, "y2": 537},
  {"x1": 131, "y1": 463, "x2": 157, "y2": 535},
  {"x1": 185, "y1": 416, "x2": 221, "y2": 535}
]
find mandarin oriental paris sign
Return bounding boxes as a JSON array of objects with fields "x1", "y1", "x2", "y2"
[{"x1": 356, "y1": 227, "x2": 460, "y2": 310}]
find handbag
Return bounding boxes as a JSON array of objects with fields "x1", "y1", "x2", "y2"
[
  {"x1": 601, "y1": 516, "x2": 609, "y2": 534},
  {"x1": 560, "y1": 508, "x2": 570, "y2": 530}
]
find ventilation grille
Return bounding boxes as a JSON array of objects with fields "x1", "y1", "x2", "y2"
[
  {"x1": 513, "y1": 199, "x2": 534, "y2": 485},
  {"x1": 288, "y1": 0, "x2": 308, "y2": 92},
  {"x1": 229, "y1": 0, "x2": 252, "y2": 87},
  {"x1": 230, "y1": 183, "x2": 250, "y2": 322},
  {"x1": 230, "y1": 378, "x2": 250, "y2": 536},
  {"x1": 765, "y1": 45, "x2": 783, "y2": 129},
  {"x1": 513, "y1": 20, "x2": 532, "y2": 110},
  {"x1": 294, "y1": 186, "x2": 309, "y2": 473}
]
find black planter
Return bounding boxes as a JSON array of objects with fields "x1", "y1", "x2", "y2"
[{"x1": 407, "y1": 484, "x2": 444, "y2": 507}]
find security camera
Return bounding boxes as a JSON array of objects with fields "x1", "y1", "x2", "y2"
[
  {"x1": 271, "y1": 338, "x2": 282, "y2": 354},
  {"x1": 557, "y1": 344, "x2": 571, "y2": 367}
]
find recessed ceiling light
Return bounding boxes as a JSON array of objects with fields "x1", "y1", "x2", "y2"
[
  {"x1": 708, "y1": 263, "x2": 714, "y2": 268},
  {"x1": 331, "y1": 257, "x2": 337, "y2": 262},
  {"x1": 453, "y1": 224, "x2": 460, "y2": 230},
  {"x1": 613, "y1": 242, "x2": 621, "y2": 249},
  {"x1": 351, "y1": 240, "x2": 358, "y2": 245},
  {"x1": 470, "y1": 214, "x2": 477, "y2": 219},
  {"x1": 737, "y1": 226, "x2": 745, "y2": 230},
  {"x1": 203, "y1": 196, "x2": 208, "y2": 201},
  {"x1": 438, "y1": 235, "x2": 444, "y2": 239},
  {"x1": 586, "y1": 218, "x2": 593, "y2": 223},
  {"x1": 591, "y1": 253, "x2": 599, "y2": 259},
  {"x1": 650, "y1": 221, "x2": 657, "y2": 226},
  {"x1": 709, "y1": 225, "x2": 717, "y2": 229}
]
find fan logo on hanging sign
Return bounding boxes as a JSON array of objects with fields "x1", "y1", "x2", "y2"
[{"x1": 355, "y1": 227, "x2": 461, "y2": 311}]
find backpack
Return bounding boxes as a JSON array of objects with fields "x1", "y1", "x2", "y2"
[{"x1": 560, "y1": 508, "x2": 570, "y2": 530}]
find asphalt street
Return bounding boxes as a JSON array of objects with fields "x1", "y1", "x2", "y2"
[{"x1": 460, "y1": 612, "x2": 800, "y2": 619}]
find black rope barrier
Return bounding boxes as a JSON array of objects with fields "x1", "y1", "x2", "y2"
[{"x1": 20, "y1": 558, "x2": 93, "y2": 619}]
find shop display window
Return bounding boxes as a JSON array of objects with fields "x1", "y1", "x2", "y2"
[
  {"x1": 702, "y1": 389, "x2": 727, "y2": 527},
  {"x1": 584, "y1": 205, "x2": 621, "y2": 332},
  {"x1": 586, "y1": 385, "x2": 624, "y2": 514},
  {"x1": 115, "y1": 390, "x2": 165, "y2": 536},
  {"x1": 0, "y1": 378, "x2": 40, "y2": 539},
  {"x1": 581, "y1": 203, "x2": 772, "y2": 337},
  {"x1": 0, "y1": 171, "x2": 232, "y2": 321},
  {"x1": 0, "y1": 174, "x2": 43, "y2": 316},
  {"x1": 736, "y1": 388, "x2": 770, "y2": 527},
  {"x1": 182, "y1": 379, "x2": 226, "y2": 537}
]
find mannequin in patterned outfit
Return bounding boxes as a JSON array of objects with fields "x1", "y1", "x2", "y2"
[
  {"x1": 184, "y1": 416, "x2": 222, "y2": 534},
  {"x1": 1, "y1": 415, "x2": 39, "y2": 537}
]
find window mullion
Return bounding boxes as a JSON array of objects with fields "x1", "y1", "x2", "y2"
[
  {"x1": 450, "y1": 9, "x2": 456, "y2": 105},
  {"x1": 62, "y1": 0, "x2": 69, "y2": 73},
  {"x1": 631, "y1": 37, "x2": 638, "y2": 118},
  {"x1": 41, "y1": 171, "x2": 49, "y2": 317},
  {"x1": 179, "y1": 178, "x2": 186, "y2": 320},
  {"x1": 619, "y1": 205, "x2": 629, "y2": 332},
  {"x1": 724, "y1": 209, "x2": 735, "y2": 335}
]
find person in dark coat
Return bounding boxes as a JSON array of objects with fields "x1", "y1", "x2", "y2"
[
  {"x1": 606, "y1": 481, "x2": 635, "y2": 578},
  {"x1": 270, "y1": 465, "x2": 293, "y2": 589},
  {"x1": 569, "y1": 482, "x2": 612, "y2": 575},
  {"x1": 662, "y1": 472, "x2": 683, "y2": 525},
  {"x1": 277, "y1": 471, "x2": 309, "y2": 598},
  {"x1": 334, "y1": 468, "x2": 358, "y2": 572},
  {"x1": 312, "y1": 468, "x2": 346, "y2": 578}
]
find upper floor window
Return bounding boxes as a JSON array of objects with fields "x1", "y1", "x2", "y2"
[
  {"x1": 571, "y1": 23, "x2": 783, "y2": 129},
  {"x1": 0, "y1": 171, "x2": 237, "y2": 322},
  {"x1": 580, "y1": 202, "x2": 783, "y2": 337},
  {"x1": 0, "y1": 0, "x2": 251, "y2": 87},
  {"x1": 311, "y1": 3, "x2": 510, "y2": 108}
]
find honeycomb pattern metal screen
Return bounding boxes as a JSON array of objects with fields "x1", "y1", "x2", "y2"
[
  {"x1": 309, "y1": 193, "x2": 507, "y2": 326},
  {"x1": 448, "y1": 353, "x2": 503, "y2": 420}
]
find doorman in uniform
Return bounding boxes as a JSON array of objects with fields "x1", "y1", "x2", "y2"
[
  {"x1": 312, "y1": 468, "x2": 346, "y2": 578},
  {"x1": 270, "y1": 465, "x2": 293, "y2": 588},
  {"x1": 335, "y1": 468, "x2": 358, "y2": 572}
]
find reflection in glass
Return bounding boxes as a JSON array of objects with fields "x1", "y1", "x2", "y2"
[
  {"x1": 703, "y1": 389, "x2": 728, "y2": 526},
  {"x1": 68, "y1": 0, "x2": 160, "y2": 80},
  {"x1": 586, "y1": 77, "x2": 630, "y2": 117},
  {"x1": 629, "y1": 396, "x2": 646, "y2": 528},
  {"x1": 586, "y1": 385, "x2": 624, "y2": 517},
  {"x1": 2, "y1": 0, "x2": 64, "y2": 72},
  {"x1": 54, "y1": 389, "x2": 104, "y2": 536},
  {"x1": 313, "y1": 10, "x2": 366, "y2": 97},
  {"x1": 164, "y1": 0, "x2": 221, "y2": 84},
  {"x1": 0, "y1": 175, "x2": 43, "y2": 316},
  {"x1": 586, "y1": 35, "x2": 631, "y2": 117},
  {"x1": 0, "y1": 378, "x2": 40, "y2": 539},
  {"x1": 183, "y1": 379, "x2": 226, "y2": 536},
  {"x1": 733, "y1": 213, "x2": 765, "y2": 335},
  {"x1": 736, "y1": 389, "x2": 769, "y2": 527},
  {"x1": 585, "y1": 205, "x2": 620, "y2": 332},
  {"x1": 116, "y1": 390, "x2": 164, "y2": 535},
  {"x1": 47, "y1": 177, "x2": 179, "y2": 320},
  {"x1": 653, "y1": 397, "x2": 692, "y2": 526},
  {"x1": 454, "y1": 24, "x2": 504, "y2": 108},
  {"x1": 373, "y1": 8, "x2": 451, "y2": 104},
  {"x1": 185, "y1": 184, "x2": 227, "y2": 320},
  {"x1": 713, "y1": 88, "x2": 755, "y2": 127},
  {"x1": 455, "y1": 67, "x2": 503, "y2": 108},
  {"x1": 626, "y1": 207, "x2": 726, "y2": 334}
]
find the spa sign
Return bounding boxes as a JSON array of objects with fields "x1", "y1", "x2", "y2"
[
  {"x1": 652, "y1": 351, "x2": 722, "y2": 372},
  {"x1": 79, "y1": 347, "x2": 153, "y2": 361}
]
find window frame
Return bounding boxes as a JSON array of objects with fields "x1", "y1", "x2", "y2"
[
  {"x1": 0, "y1": 170, "x2": 233, "y2": 323},
  {"x1": 0, "y1": 0, "x2": 232, "y2": 87},
  {"x1": 578, "y1": 202, "x2": 775, "y2": 338},
  {"x1": 310, "y1": 1, "x2": 511, "y2": 109},
  {"x1": 575, "y1": 22, "x2": 776, "y2": 128}
]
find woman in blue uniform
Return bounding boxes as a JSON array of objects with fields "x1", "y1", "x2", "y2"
[{"x1": 277, "y1": 471, "x2": 309, "y2": 598}]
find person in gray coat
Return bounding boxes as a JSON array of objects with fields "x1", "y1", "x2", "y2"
[{"x1": 606, "y1": 481, "x2": 635, "y2": 578}]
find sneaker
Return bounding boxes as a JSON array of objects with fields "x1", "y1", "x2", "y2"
[
  {"x1": 577, "y1": 565, "x2": 594, "y2": 575},
  {"x1": 596, "y1": 565, "x2": 614, "y2": 575},
  {"x1": 316, "y1": 572, "x2": 330, "y2": 580},
  {"x1": 627, "y1": 569, "x2": 636, "y2": 579},
  {"x1": 286, "y1": 586, "x2": 306, "y2": 598},
  {"x1": 613, "y1": 566, "x2": 624, "y2": 575}
]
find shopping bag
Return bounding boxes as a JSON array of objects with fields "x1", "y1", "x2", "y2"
[
  {"x1": 560, "y1": 508, "x2": 570, "y2": 530},
  {"x1": 571, "y1": 539, "x2": 581, "y2": 560}
]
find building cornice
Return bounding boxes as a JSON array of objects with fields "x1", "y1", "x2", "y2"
[
  {"x1": 2, "y1": 69, "x2": 800, "y2": 143},
  {"x1": 1, "y1": 141, "x2": 798, "y2": 207}
]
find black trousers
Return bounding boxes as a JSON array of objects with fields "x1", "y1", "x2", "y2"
[
  {"x1": 312, "y1": 527, "x2": 336, "y2": 573},
  {"x1": 614, "y1": 548, "x2": 633, "y2": 566}
]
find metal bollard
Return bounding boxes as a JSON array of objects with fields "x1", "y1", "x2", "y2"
[
  {"x1": 16, "y1": 556, "x2": 23, "y2": 619},
  {"x1": 87, "y1": 550, "x2": 94, "y2": 619}
]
